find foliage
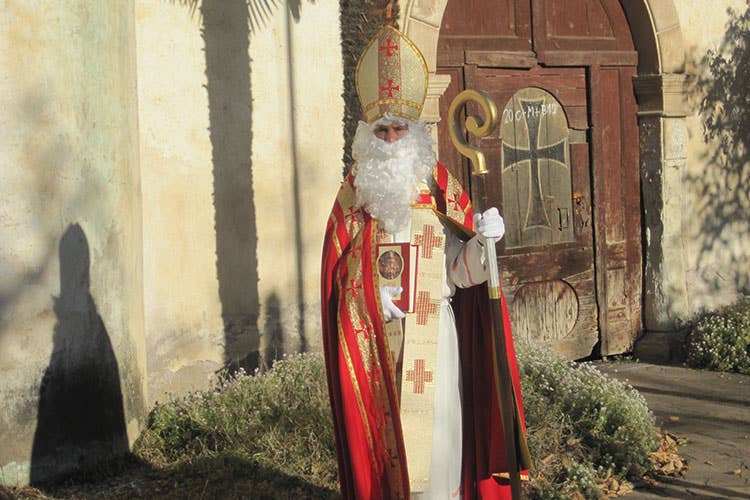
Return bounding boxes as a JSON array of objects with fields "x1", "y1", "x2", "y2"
[
  {"x1": 134, "y1": 353, "x2": 338, "y2": 490},
  {"x1": 339, "y1": 0, "x2": 400, "y2": 174},
  {"x1": 127, "y1": 347, "x2": 661, "y2": 499},
  {"x1": 699, "y1": 3, "x2": 750, "y2": 161},
  {"x1": 686, "y1": 297, "x2": 750, "y2": 374},
  {"x1": 517, "y1": 346, "x2": 660, "y2": 498},
  {"x1": 690, "y1": 3, "x2": 750, "y2": 290}
]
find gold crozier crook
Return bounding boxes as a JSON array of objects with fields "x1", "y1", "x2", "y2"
[
  {"x1": 447, "y1": 89, "x2": 498, "y2": 176},
  {"x1": 448, "y1": 89, "x2": 525, "y2": 499}
]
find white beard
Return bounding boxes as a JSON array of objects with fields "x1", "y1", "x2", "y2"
[{"x1": 352, "y1": 120, "x2": 437, "y2": 233}]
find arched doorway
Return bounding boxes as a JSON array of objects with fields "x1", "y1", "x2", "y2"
[{"x1": 433, "y1": 0, "x2": 642, "y2": 359}]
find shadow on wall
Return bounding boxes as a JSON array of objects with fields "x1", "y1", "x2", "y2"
[
  {"x1": 200, "y1": 0, "x2": 261, "y2": 372},
  {"x1": 689, "y1": 4, "x2": 750, "y2": 295},
  {"x1": 173, "y1": 0, "x2": 300, "y2": 32},
  {"x1": 261, "y1": 292, "x2": 285, "y2": 370},
  {"x1": 30, "y1": 224, "x2": 128, "y2": 485},
  {"x1": 171, "y1": 0, "x2": 313, "y2": 372},
  {"x1": 0, "y1": 91, "x2": 82, "y2": 348}
]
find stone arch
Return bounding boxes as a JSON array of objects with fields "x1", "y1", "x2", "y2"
[
  {"x1": 400, "y1": 0, "x2": 686, "y2": 76},
  {"x1": 621, "y1": 0, "x2": 685, "y2": 74},
  {"x1": 401, "y1": 0, "x2": 691, "y2": 333}
]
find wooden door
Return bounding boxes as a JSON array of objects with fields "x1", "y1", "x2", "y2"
[
  {"x1": 437, "y1": 0, "x2": 642, "y2": 358},
  {"x1": 465, "y1": 66, "x2": 598, "y2": 359}
]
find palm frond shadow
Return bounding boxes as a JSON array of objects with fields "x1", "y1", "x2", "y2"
[
  {"x1": 170, "y1": 0, "x2": 308, "y2": 32},
  {"x1": 688, "y1": 3, "x2": 750, "y2": 294}
]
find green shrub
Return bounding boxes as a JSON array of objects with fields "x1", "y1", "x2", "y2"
[
  {"x1": 135, "y1": 348, "x2": 660, "y2": 499},
  {"x1": 686, "y1": 297, "x2": 750, "y2": 374},
  {"x1": 134, "y1": 353, "x2": 338, "y2": 488},
  {"x1": 517, "y1": 346, "x2": 660, "y2": 498}
]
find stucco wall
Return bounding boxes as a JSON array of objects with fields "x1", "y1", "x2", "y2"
[
  {"x1": 134, "y1": 1, "x2": 226, "y2": 404},
  {"x1": 0, "y1": 0, "x2": 146, "y2": 485},
  {"x1": 677, "y1": 0, "x2": 750, "y2": 315},
  {"x1": 135, "y1": 0, "x2": 344, "y2": 404}
]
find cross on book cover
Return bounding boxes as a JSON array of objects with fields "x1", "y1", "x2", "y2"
[{"x1": 376, "y1": 243, "x2": 419, "y2": 312}]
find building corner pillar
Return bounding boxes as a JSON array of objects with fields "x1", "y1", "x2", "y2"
[{"x1": 635, "y1": 73, "x2": 692, "y2": 332}]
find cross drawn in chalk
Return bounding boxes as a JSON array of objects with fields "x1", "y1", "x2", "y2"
[{"x1": 502, "y1": 98, "x2": 568, "y2": 231}]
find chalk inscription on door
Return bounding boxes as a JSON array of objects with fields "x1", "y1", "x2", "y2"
[{"x1": 501, "y1": 88, "x2": 573, "y2": 248}]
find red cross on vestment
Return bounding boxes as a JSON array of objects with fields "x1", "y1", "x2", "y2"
[
  {"x1": 406, "y1": 359, "x2": 433, "y2": 394},
  {"x1": 380, "y1": 79, "x2": 400, "y2": 98},
  {"x1": 346, "y1": 279, "x2": 363, "y2": 299},
  {"x1": 344, "y1": 206, "x2": 361, "y2": 222},
  {"x1": 348, "y1": 243, "x2": 363, "y2": 260},
  {"x1": 414, "y1": 224, "x2": 443, "y2": 259},
  {"x1": 367, "y1": 367, "x2": 381, "y2": 384},
  {"x1": 354, "y1": 320, "x2": 371, "y2": 340},
  {"x1": 447, "y1": 191, "x2": 462, "y2": 211},
  {"x1": 379, "y1": 38, "x2": 399, "y2": 57},
  {"x1": 414, "y1": 290, "x2": 440, "y2": 325}
]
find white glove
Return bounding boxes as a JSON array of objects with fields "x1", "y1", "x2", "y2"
[
  {"x1": 473, "y1": 207, "x2": 505, "y2": 245},
  {"x1": 380, "y1": 286, "x2": 406, "y2": 321}
]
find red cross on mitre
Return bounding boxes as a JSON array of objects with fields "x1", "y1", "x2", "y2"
[
  {"x1": 380, "y1": 79, "x2": 400, "y2": 98},
  {"x1": 414, "y1": 224, "x2": 444, "y2": 259},
  {"x1": 379, "y1": 37, "x2": 399, "y2": 57},
  {"x1": 346, "y1": 279, "x2": 363, "y2": 298},
  {"x1": 414, "y1": 290, "x2": 440, "y2": 325},
  {"x1": 406, "y1": 359, "x2": 433, "y2": 394}
]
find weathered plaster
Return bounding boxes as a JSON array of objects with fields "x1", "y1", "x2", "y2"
[
  {"x1": 677, "y1": 0, "x2": 750, "y2": 314},
  {"x1": 135, "y1": 0, "x2": 344, "y2": 404},
  {"x1": 639, "y1": 111, "x2": 694, "y2": 331},
  {"x1": 250, "y1": 1, "x2": 344, "y2": 357},
  {"x1": 134, "y1": 0, "x2": 226, "y2": 405},
  {"x1": 0, "y1": 0, "x2": 146, "y2": 485}
]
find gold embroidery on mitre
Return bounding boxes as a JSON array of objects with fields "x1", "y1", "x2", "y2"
[{"x1": 355, "y1": 25, "x2": 429, "y2": 123}]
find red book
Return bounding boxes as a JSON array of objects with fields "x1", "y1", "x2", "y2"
[{"x1": 376, "y1": 243, "x2": 419, "y2": 312}]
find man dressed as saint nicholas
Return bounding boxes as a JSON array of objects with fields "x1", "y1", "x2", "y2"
[{"x1": 321, "y1": 25, "x2": 532, "y2": 500}]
